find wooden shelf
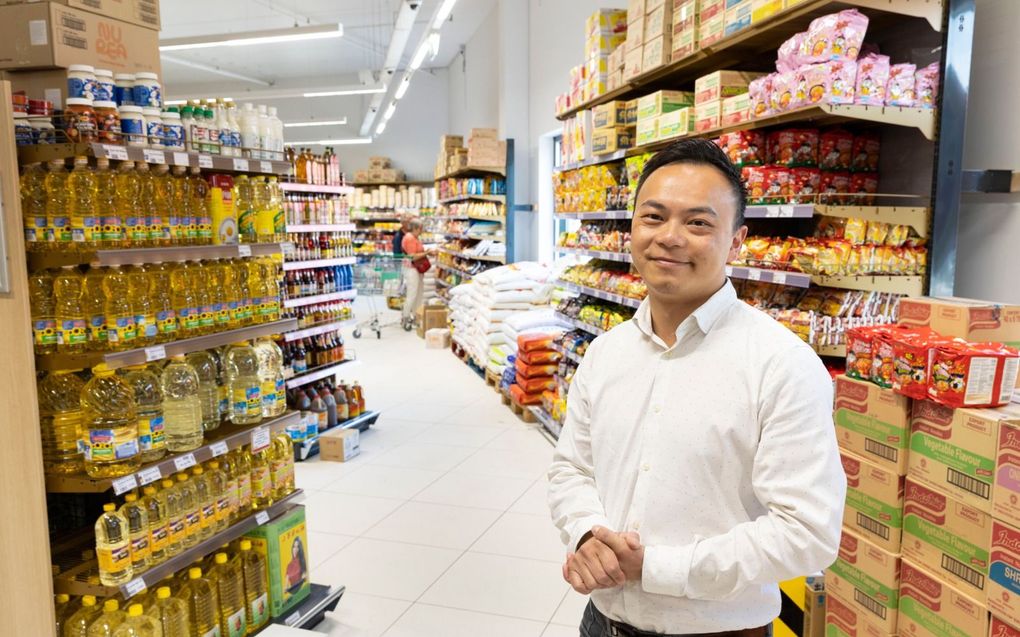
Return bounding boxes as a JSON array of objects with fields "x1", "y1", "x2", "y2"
[
  {"x1": 438, "y1": 194, "x2": 506, "y2": 205},
  {"x1": 18, "y1": 142, "x2": 291, "y2": 175},
  {"x1": 558, "y1": 280, "x2": 643, "y2": 309},
  {"x1": 724, "y1": 265, "x2": 926, "y2": 295},
  {"x1": 27, "y1": 242, "x2": 284, "y2": 269}
]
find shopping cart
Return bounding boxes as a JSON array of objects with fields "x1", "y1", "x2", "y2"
[{"x1": 352, "y1": 253, "x2": 409, "y2": 338}]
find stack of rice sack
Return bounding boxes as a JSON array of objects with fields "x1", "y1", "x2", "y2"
[
  {"x1": 510, "y1": 333, "x2": 563, "y2": 407},
  {"x1": 497, "y1": 309, "x2": 570, "y2": 390}
]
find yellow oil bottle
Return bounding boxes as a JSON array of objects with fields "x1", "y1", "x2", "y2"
[
  {"x1": 192, "y1": 466, "x2": 216, "y2": 541},
  {"x1": 38, "y1": 370, "x2": 86, "y2": 475},
  {"x1": 63, "y1": 595, "x2": 100, "y2": 637},
  {"x1": 45, "y1": 158, "x2": 72, "y2": 252},
  {"x1": 119, "y1": 493, "x2": 151, "y2": 574},
  {"x1": 191, "y1": 261, "x2": 216, "y2": 335},
  {"x1": 170, "y1": 261, "x2": 200, "y2": 338},
  {"x1": 148, "y1": 263, "x2": 178, "y2": 343},
  {"x1": 86, "y1": 599, "x2": 126, "y2": 637},
  {"x1": 234, "y1": 175, "x2": 255, "y2": 244},
  {"x1": 206, "y1": 461, "x2": 230, "y2": 532},
  {"x1": 141, "y1": 485, "x2": 169, "y2": 566},
  {"x1": 68, "y1": 155, "x2": 99, "y2": 251},
  {"x1": 233, "y1": 260, "x2": 254, "y2": 326},
  {"x1": 29, "y1": 269, "x2": 57, "y2": 354},
  {"x1": 175, "y1": 473, "x2": 201, "y2": 548},
  {"x1": 230, "y1": 448, "x2": 253, "y2": 516},
  {"x1": 117, "y1": 162, "x2": 146, "y2": 248},
  {"x1": 20, "y1": 162, "x2": 48, "y2": 251},
  {"x1": 103, "y1": 266, "x2": 137, "y2": 351},
  {"x1": 238, "y1": 540, "x2": 269, "y2": 633},
  {"x1": 111, "y1": 603, "x2": 161, "y2": 637},
  {"x1": 95, "y1": 504, "x2": 133, "y2": 587},
  {"x1": 81, "y1": 363, "x2": 140, "y2": 478},
  {"x1": 191, "y1": 166, "x2": 212, "y2": 245},
  {"x1": 94, "y1": 157, "x2": 123, "y2": 249},
  {"x1": 161, "y1": 478, "x2": 184, "y2": 557},
  {"x1": 152, "y1": 164, "x2": 174, "y2": 246},
  {"x1": 54, "y1": 265, "x2": 87, "y2": 354},
  {"x1": 246, "y1": 260, "x2": 268, "y2": 325},
  {"x1": 83, "y1": 267, "x2": 108, "y2": 351},
  {"x1": 170, "y1": 165, "x2": 190, "y2": 245},
  {"x1": 180, "y1": 568, "x2": 222, "y2": 637},
  {"x1": 221, "y1": 260, "x2": 243, "y2": 329},
  {"x1": 211, "y1": 552, "x2": 247, "y2": 637},
  {"x1": 128, "y1": 265, "x2": 157, "y2": 347},
  {"x1": 152, "y1": 586, "x2": 189, "y2": 637},
  {"x1": 119, "y1": 364, "x2": 166, "y2": 463},
  {"x1": 250, "y1": 442, "x2": 273, "y2": 510}
]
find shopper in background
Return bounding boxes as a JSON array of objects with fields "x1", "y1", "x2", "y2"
[
  {"x1": 548, "y1": 138, "x2": 845, "y2": 637},
  {"x1": 392, "y1": 214, "x2": 409, "y2": 257},
  {"x1": 400, "y1": 218, "x2": 429, "y2": 329}
]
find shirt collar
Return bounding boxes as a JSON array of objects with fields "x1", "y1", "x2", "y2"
[{"x1": 634, "y1": 279, "x2": 738, "y2": 342}]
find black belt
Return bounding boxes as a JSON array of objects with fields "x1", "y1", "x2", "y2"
[{"x1": 591, "y1": 603, "x2": 771, "y2": 637}]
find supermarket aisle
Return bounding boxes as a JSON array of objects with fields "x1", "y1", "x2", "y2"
[{"x1": 296, "y1": 301, "x2": 586, "y2": 637}]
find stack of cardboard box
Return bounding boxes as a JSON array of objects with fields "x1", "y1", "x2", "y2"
[
  {"x1": 607, "y1": 45, "x2": 627, "y2": 92},
  {"x1": 671, "y1": 0, "x2": 699, "y2": 62},
  {"x1": 584, "y1": 9, "x2": 627, "y2": 102},
  {"x1": 590, "y1": 101, "x2": 636, "y2": 155},
  {"x1": 636, "y1": 89, "x2": 694, "y2": 146},
  {"x1": 622, "y1": 0, "x2": 674, "y2": 80},
  {"x1": 466, "y1": 128, "x2": 506, "y2": 169},
  {"x1": 826, "y1": 297, "x2": 1020, "y2": 637},
  {"x1": 435, "y1": 135, "x2": 464, "y2": 179},
  {"x1": 693, "y1": 70, "x2": 762, "y2": 132},
  {"x1": 352, "y1": 157, "x2": 406, "y2": 184}
]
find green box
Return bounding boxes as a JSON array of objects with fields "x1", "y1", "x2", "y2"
[
  {"x1": 245, "y1": 505, "x2": 310, "y2": 618},
  {"x1": 636, "y1": 90, "x2": 694, "y2": 120}
]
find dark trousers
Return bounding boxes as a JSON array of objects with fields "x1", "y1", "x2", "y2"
[{"x1": 580, "y1": 601, "x2": 773, "y2": 637}]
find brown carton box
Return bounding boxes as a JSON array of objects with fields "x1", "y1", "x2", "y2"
[
  {"x1": 990, "y1": 616, "x2": 1020, "y2": 637},
  {"x1": 898, "y1": 559, "x2": 989, "y2": 637},
  {"x1": 468, "y1": 127, "x2": 498, "y2": 141},
  {"x1": 695, "y1": 69, "x2": 765, "y2": 105},
  {"x1": 670, "y1": 26, "x2": 698, "y2": 61},
  {"x1": 834, "y1": 375, "x2": 912, "y2": 475},
  {"x1": 992, "y1": 417, "x2": 1020, "y2": 527},
  {"x1": 623, "y1": 46, "x2": 644, "y2": 80},
  {"x1": 592, "y1": 100, "x2": 629, "y2": 129},
  {"x1": 642, "y1": 34, "x2": 671, "y2": 71},
  {"x1": 824, "y1": 590, "x2": 895, "y2": 637},
  {"x1": 607, "y1": 69, "x2": 625, "y2": 92},
  {"x1": 802, "y1": 584, "x2": 825, "y2": 637},
  {"x1": 698, "y1": 12, "x2": 725, "y2": 47},
  {"x1": 319, "y1": 428, "x2": 360, "y2": 462},
  {"x1": 591, "y1": 126, "x2": 634, "y2": 155},
  {"x1": 841, "y1": 450, "x2": 905, "y2": 553},
  {"x1": 440, "y1": 134, "x2": 463, "y2": 150},
  {"x1": 626, "y1": 15, "x2": 645, "y2": 52},
  {"x1": 628, "y1": 0, "x2": 646, "y2": 19},
  {"x1": 0, "y1": 2, "x2": 160, "y2": 72},
  {"x1": 898, "y1": 296, "x2": 1020, "y2": 349},
  {"x1": 644, "y1": 2, "x2": 672, "y2": 40},
  {"x1": 826, "y1": 528, "x2": 901, "y2": 634},
  {"x1": 672, "y1": 0, "x2": 698, "y2": 31},
  {"x1": 987, "y1": 518, "x2": 1020, "y2": 628},
  {"x1": 700, "y1": 0, "x2": 727, "y2": 20},
  {"x1": 4, "y1": 0, "x2": 159, "y2": 30},
  {"x1": 467, "y1": 139, "x2": 506, "y2": 168},
  {"x1": 902, "y1": 477, "x2": 991, "y2": 600},
  {"x1": 694, "y1": 99, "x2": 723, "y2": 133}
]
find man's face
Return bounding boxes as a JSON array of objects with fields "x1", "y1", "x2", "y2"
[{"x1": 630, "y1": 162, "x2": 747, "y2": 304}]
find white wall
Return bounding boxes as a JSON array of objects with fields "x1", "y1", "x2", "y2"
[
  {"x1": 447, "y1": 4, "x2": 500, "y2": 136},
  {"x1": 955, "y1": 0, "x2": 1020, "y2": 303}
]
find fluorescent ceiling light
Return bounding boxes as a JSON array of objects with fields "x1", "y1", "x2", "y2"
[
  {"x1": 376, "y1": 121, "x2": 387, "y2": 135},
  {"x1": 285, "y1": 138, "x2": 372, "y2": 146},
  {"x1": 160, "y1": 24, "x2": 343, "y2": 52},
  {"x1": 383, "y1": 102, "x2": 397, "y2": 121},
  {"x1": 409, "y1": 37, "x2": 432, "y2": 70},
  {"x1": 284, "y1": 119, "x2": 348, "y2": 128},
  {"x1": 303, "y1": 87, "x2": 386, "y2": 98},
  {"x1": 433, "y1": 0, "x2": 458, "y2": 29},
  {"x1": 395, "y1": 74, "x2": 411, "y2": 100}
]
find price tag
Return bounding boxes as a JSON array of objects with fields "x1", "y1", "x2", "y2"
[
  {"x1": 778, "y1": 205, "x2": 795, "y2": 218},
  {"x1": 173, "y1": 152, "x2": 190, "y2": 166},
  {"x1": 260, "y1": 161, "x2": 273, "y2": 173},
  {"x1": 255, "y1": 511, "x2": 270, "y2": 525},
  {"x1": 748, "y1": 269, "x2": 762, "y2": 281},
  {"x1": 198, "y1": 154, "x2": 213, "y2": 169},
  {"x1": 251, "y1": 426, "x2": 271, "y2": 453},
  {"x1": 237, "y1": 244, "x2": 252, "y2": 257},
  {"x1": 104, "y1": 144, "x2": 129, "y2": 161},
  {"x1": 124, "y1": 578, "x2": 147, "y2": 598},
  {"x1": 112, "y1": 474, "x2": 138, "y2": 495},
  {"x1": 772, "y1": 272, "x2": 788, "y2": 286},
  {"x1": 210, "y1": 441, "x2": 229, "y2": 457},
  {"x1": 233, "y1": 158, "x2": 250, "y2": 172},
  {"x1": 725, "y1": 266, "x2": 734, "y2": 276},
  {"x1": 284, "y1": 610, "x2": 302, "y2": 626},
  {"x1": 765, "y1": 206, "x2": 780, "y2": 218},
  {"x1": 173, "y1": 453, "x2": 197, "y2": 472},
  {"x1": 144, "y1": 345, "x2": 166, "y2": 362},
  {"x1": 137, "y1": 466, "x2": 162, "y2": 486},
  {"x1": 143, "y1": 149, "x2": 166, "y2": 164}
]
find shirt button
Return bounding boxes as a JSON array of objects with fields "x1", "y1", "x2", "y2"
[
  {"x1": 653, "y1": 406, "x2": 661, "y2": 414},
  {"x1": 632, "y1": 522, "x2": 641, "y2": 531},
  {"x1": 642, "y1": 463, "x2": 650, "y2": 472}
]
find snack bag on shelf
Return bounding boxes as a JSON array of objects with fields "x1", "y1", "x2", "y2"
[
  {"x1": 749, "y1": 75, "x2": 772, "y2": 119},
  {"x1": 790, "y1": 168, "x2": 821, "y2": 203},
  {"x1": 817, "y1": 216, "x2": 848, "y2": 241},
  {"x1": 799, "y1": 9, "x2": 869, "y2": 64},
  {"x1": 886, "y1": 63, "x2": 917, "y2": 107},
  {"x1": 819, "y1": 130, "x2": 854, "y2": 170},
  {"x1": 819, "y1": 171, "x2": 851, "y2": 204},
  {"x1": 776, "y1": 33, "x2": 806, "y2": 73},
  {"x1": 763, "y1": 167, "x2": 792, "y2": 204},
  {"x1": 846, "y1": 325, "x2": 879, "y2": 379},
  {"x1": 914, "y1": 62, "x2": 940, "y2": 109},
  {"x1": 721, "y1": 131, "x2": 766, "y2": 166},
  {"x1": 516, "y1": 375, "x2": 558, "y2": 394},
  {"x1": 850, "y1": 173, "x2": 879, "y2": 206},
  {"x1": 509, "y1": 384, "x2": 544, "y2": 405},
  {"x1": 770, "y1": 71, "x2": 798, "y2": 112},
  {"x1": 518, "y1": 333, "x2": 558, "y2": 353},
  {"x1": 795, "y1": 60, "x2": 856, "y2": 106},
  {"x1": 776, "y1": 129, "x2": 820, "y2": 167},
  {"x1": 851, "y1": 132, "x2": 881, "y2": 172},
  {"x1": 855, "y1": 54, "x2": 890, "y2": 106},
  {"x1": 929, "y1": 341, "x2": 1020, "y2": 408},
  {"x1": 518, "y1": 348, "x2": 562, "y2": 365},
  {"x1": 742, "y1": 166, "x2": 768, "y2": 204},
  {"x1": 890, "y1": 327, "x2": 945, "y2": 399}
]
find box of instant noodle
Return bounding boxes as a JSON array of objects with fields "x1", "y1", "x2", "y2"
[{"x1": 245, "y1": 505, "x2": 311, "y2": 618}]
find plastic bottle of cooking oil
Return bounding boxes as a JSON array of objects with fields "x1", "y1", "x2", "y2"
[
  {"x1": 233, "y1": 260, "x2": 254, "y2": 326},
  {"x1": 54, "y1": 266, "x2": 87, "y2": 354},
  {"x1": 87, "y1": 599, "x2": 127, "y2": 637},
  {"x1": 150, "y1": 164, "x2": 174, "y2": 246},
  {"x1": 219, "y1": 457, "x2": 240, "y2": 524},
  {"x1": 267, "y1": 177, "x2": 285, "y2": 243},
  {"x1": 103, "y1": 266, "x2": 137, "y2": 351},
  {"x1": 127, "y1": 265, "x2": 157, "y2": 347},
  {"x1": 181, "y1": 568, "x2": 222, "y2": 637},
  {"x1": 230, "y1": 448, "x2": 252, "y2": 515},
  {"x1": 116, "y1": 162, "x2": 144, "y2": 248},
  {"x1": 45, "y1": 159, "x2": 71, "y2": 252},
  {"x1": 270, "y1": 432, "x2": 294, "y2": 500},
  {"x1": 234, "y1": 176, "x2": 255, "y2": 244},
  {"x1": 95, "y1": 503, "x2": 133, "y2": 586},
  {"x1": 161, "y1": 478, "x2": 184, "y2": 557},
  {"x1": 248, "y1": 261, "x2": 270, "y2": 325},
  {"x1": 81, "y1": 363, "x2": 140, "y2": 478},
  {"x1": 29, "y1": 269, "x2": 57, "y2": 354},
  {"x1": 151, "y1": 587, "x2": 188, "y2": 637},
  {"x1": 148, "y1": 263, "x2": 178, "y2": 343},
  {"x1": 170, "y1": 166, "x2": 190, "y2": 245},
  {"x1": 82, "y1": 267, "x2": 108, "y2": 351},
  {"x1": 175, "y1": 473, "x2": 201, "y2": 548},
  {"x1": 119, "y1": 493, "x2": 151, "y2": 574},
  {"x1": 21, "y1": 162, "x2": 48, "y2": 251},
  {"x1": 207, "y1": 460, "x2": 232, "y2": 527},
  {"x1": 161, "y1": 355, "x2": 204, "y2": 452},
  {"x1": 191, "y1": 466, "x2": 216, "y2": 541},
  {"x1": 206, "y1": 260, "x2": 230, "y2": 332},
  {"x1": 211, "y1": 348, "x2": 229, "y2": 422},
  {"x1": 132, "y1": 161, "x2": 157, "y2": 248},
  {"x1": 68, "y1": 156, "x2": 99, "y2": 251},
  {"x1": 170, "y1": 260, "x2": 200, "y2": 339},
  {"x1": 253, "y1": 338, "x2": 285, "y2": 418},
  {"x1": 224, "y1": 342, "x2": 262, "y2": 425},
  {"x1": 94, "y1": 158, "x2": 122, "y2": 249},
  {"x1": 260, "y1": 259, "x2": 281, "y2": 322},
  {"x1": 250, "y1": 441, "x2": 273, "y2": 510},
  {"x1": 38, "y1": 370, "x2": 85, "y2": 475},
  {"x1": 221, "y1": 261, "x2": 243, "y2": 330},
  {"x1": 210, "y1": 552, "x2": 247, "y2": 637},
  {"x1": 141, "y1": 485, "x2": 168, "y2": 566},
  {"x1": 64, "y1": 595, "x2": 100, "y2": 637},
  {"x1": 252, "y1": 177, "x2": 273, "y2": 244},
  {"x1": 238, "y1": 540, "x2": 269, "y2": 632},
  {"x1": 119, "y1": 365, "x2": 165, "y2": 463},
  {"x1": 55, "y1": 593, "x2": 75, "y2": 637},
  {"x1": 191, "y1": 262, "x2": 216, "y2": 335},
  {"x1": 186, "y1": 350, "x2": 221, "y2": 432},
  {"x1": 111, "y1": 603, "x2": 161, "y2": 637},
  {"x1": 190, "y1": 167, "x2": 212, "y2": 245}
]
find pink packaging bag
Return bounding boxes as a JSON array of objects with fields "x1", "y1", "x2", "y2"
[
  {"x1": 749, "y1": 74, "x2": 773, "y2": 119},
  {"x1": 777, "y1": 32, "x2": 806, "y2": 73},
  {"x1": 799, "y1": 9, "x2": 869, "y2": 64},
  {"x1": 794, "y1": 64, "x2": 829, "y2": 109},
  {"x1": 770, "y1": 71, "x2": 798, "y2": 113},
  {"x1": 830, "y1": 59, "x2": 857, "y2": 104},
  {"x1": 914, "y1": 62, "x2": 940, "y2": 108},
  {"x1": 855, "y1": 53, "x2": 890, "y2": 106},
  {"x1": 886, "y1": 63, "x2": 916, "y2": 107}
]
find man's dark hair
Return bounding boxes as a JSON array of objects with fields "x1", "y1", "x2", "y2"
[{"x1": 633, "y1": 138, "x2": 747, "y2": 230}]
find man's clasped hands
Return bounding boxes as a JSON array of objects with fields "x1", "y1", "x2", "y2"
[{"x1": 563, "y1": 526, "x2": 645, "y2": 595}]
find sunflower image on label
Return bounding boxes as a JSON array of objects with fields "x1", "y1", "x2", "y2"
[
  {"x1": 101, "y1": 214, "x2": 123, "y2": 242},
  {"x1": 136, "y1": 314, "x2": 158, "y2": 339},
  {"x1": 88, "y1": 315, "x2": 107, "y2": 344},
  {"x1": 180, "y1": 307, "x2": 200, "y2": 330},
  {"x1": 107, "y1": 315, "x2": 137, "y2": 344},
  {"x1": 225, "y1": 608, "x2": 247, "y2": 637},
  {"x1": 228, "y1": 300, "x2": 243, "y2": 326},
  {"x1": 233, "y1": 386, "x2": 262, "y2": 416},
  {"x1": 216, "y1": 303, "x2": 230, "y2": 327},
  {"x1": 33, "y1": 319, "x2": 57, "y2": 346},
  {"x1": 97, "y1": 545, "x2": 131, "y2": 574},
  {"x1": 82, "y1": 426, "x2": 139, "y2": 462},
  {"x1": 52, "y1": 215, "x2": 71, "y2": 243},
  {"x1": 57, "y1": 318, "x2": 88, "y2": 346},
  {"x1": 249, "y1": 593, "x2": 269, "y2": 627},
  {"x1": 137, "y1": 416, "x2": 166, "y2": 451},
  {"x1": 200, "y1": 304, "x2": 216, "y2": 329},
  {"x1": 156, "y1": 310, "x2": 177, "y2": 335},
  {"x1": 127, "y1": 215, "x2": 148, "y2": 242}
]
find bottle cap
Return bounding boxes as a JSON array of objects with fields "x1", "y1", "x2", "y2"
[
  {"x1": 156, "y1": 587, "x2": 171, "y2": 599},
  {"x1": 188, "y1": 567, "x2": 202, "y2": 579},
  {"x1": 92, "y1": 363, "x2": 115, "y2": 378},
  {"x1": 56, "y1": 594, "x2": 70, "y2": 603},
  {"x1": 215, "y1": 553, "x2": 227, "y2": 564},
  {"x1": 143, "y1": 486, "x2": 156, "y2": 496},
  {"x1": 209, "y1": 461, "x2": 220, "y2": 469},
  {"x1": 103, "y1": 599, "x2": 119, "y2": 612},
  {"x1": 128, "y1": 604, "x2": 143, "y2": 617},
  {"x1": 103, "y1": 503, "x2": 116, "y2": 512},
  {"x1": 240, "y1": 540, "x2": 252, "y2": 550},
  {"x1": 177, "y1": 473, "x2": 188, "y2": 481},
  {"x1": 162, "y1": 479, "x2": 174, "y2": 488},
  {"x1": 124, "y1": 493, "x2": 137, "y2": 502},
  {"x1": 68, "y1": 64, "x2": 96, "y2": 73},
  {"x1": 82, "y1": 595, "x2": 97, "y2": 607},
  {"x1": 192, "y1": 466, "x2": 204, "y2": 475}
]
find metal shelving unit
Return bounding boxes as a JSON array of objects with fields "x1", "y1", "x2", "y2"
[
  {"x1": 286, "y1": 223, "x2": 357, "y2": 233},
  {"x1": 18, "y1": 142, "x2": 292, "y2": 175},
  {"x1": 552, "y1": 343, "x2": 585, "y2": 366},
  {"x1": 27, "y1": 242, "x2": 285, "y2": 270},
  {"x1": 558, "y1": 281, "x2": 643, "y2": 310},
  {"x1": 529, "y1": 406, "x2": 562, "y2": 442},
  {"x1": 555, "y1": 246, "x2": 632, "y2": 263},
  {"x1": 272, "y1": 583, "x2": 346, "y2": 630},
  {"x1": 279, "y1": 183, "x2": 356, "y2": 195},
  {"x1": 281, "y1": 256, "x2": 358, "y2": 271},
  {"x1": 437, "y1": 247, "x2": 506, "y2": 264},
  {"x1": 282, "y1": 289, "x2": 357, "y2": 309},
  {"x1": 283, "y1": 318, "x2": 359, "y2": 342},
  {"x1": 438, "y1": 194, "x2": 507, "y2": 205},
  {"x1": 294, "y1": 410, "x2": 380, "y2": 461},
  {"x1": 554, "y1": 312, "x2": 607, "y2": 337},
  {"x1": 285, "y1": 359, "x2": 361, "y2": 390}
]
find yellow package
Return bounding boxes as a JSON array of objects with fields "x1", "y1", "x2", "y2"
[
  {"x1": 866, "y1": 221, "x2": 890, "y2": 245},
  {"x1": 844, "y1": 217, "x2": 867, "y2": 245}
]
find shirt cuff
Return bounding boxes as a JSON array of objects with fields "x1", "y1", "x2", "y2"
[
  {"x1": 642, "y1": 543, "x2": 695, "y2": 598},
  {"x1": 566, "y1": 515, "x2": 612, "y2": 557}
]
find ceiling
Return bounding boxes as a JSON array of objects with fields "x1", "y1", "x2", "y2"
[{"x1": 158, "y1": 0, "x2": 496, "y2": 140}]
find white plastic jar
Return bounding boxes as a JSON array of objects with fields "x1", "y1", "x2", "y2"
[
  {"x1": 162, "y1": 110, "x2": 184, "y2": 150},
  {"x1": 94, "y1": 69, "x2": 115, "y2": 102},
  {"x1": 133, "y1": 72, "x2": 161, "y2": 108},
  {"x1": 143, "y1": 107, "x2": 163, "y2": 147},
  {"x1": 13, "y1": 112, "x2": 33, "y2": 146},
  {"x1": 66, "y1": 65, "x2": 97, "y2": 101},
  {"x1": 114, "y1": 74, "x2": 135, "y2": 106},
  {"x1": 119, "y1": 105, "x2": 147, "y2": 147}
]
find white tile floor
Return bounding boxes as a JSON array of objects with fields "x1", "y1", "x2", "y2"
[{"x1": 295, "y1": 306, "x2": 587, "y2": 636}]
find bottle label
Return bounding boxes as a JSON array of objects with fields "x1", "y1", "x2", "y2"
[
  {"x1": 180, "y1": 307, "x2": 200, "y2": 330},
  {"x1": 260, "y1": 380, "x2": 276, "y2": 410},
  {"x1": 168, "y1": 515, "x2": 185, "y2": 545},
  {"x1": 217, "y1": 496, "x2": 230, "y2": 520},
  {"x1": 126, "y1": 215, "x2": 148, "y2": 242},
  {"x1": 33, "y1": 319, "x2": 57, "y2": 346},
  {"x1": 169, "y1": 214, "x2": 182, "y2": 238},
  {"x1": 233, "y1": 386, "x2": 261, "y2": 415},
  {"x1": 57, "y1": 318, "x2": 87, "y2": 346},
  {"x1": 150, "y1": 522, "x2": 169, "y2": 553},
  {"x1": 202, "y1": 502, "x2": 216, "y2": 527},
  {"x1": 228, "y1": 301, "x2": 243, "y2": 325},
  {"x1": 137, "y1": 415, "x2": 165, "y2": 451},
  {"x1": 218, "y1": 385, "x2": 229, "y2": 416},
  {"x1": 252, "y1": 466, "x2": 270, "y2": 499},
  {"x1": 185, "y1": 509, "x2": 201, "y2": 535},
  {"x1": 156, "y1": 309, "x2": 177, "y2": 335},
  {"x1": 237, "y1": 474, "x2": 252, "y2": 508},
  {"x1": 242, "y1": 300, "x2": 254, "y2": 321},
  {"x1": 130, "y1": 533, "x2": 150, "y2": 562},
  {"x1": 200, "y1": 627, "x2": 222, "y2": 637},
  {"x1": 101, "y1": 214, "x2": 123, "y2": 242},
  {"x1": 148, "y1": 216, "x2": 162, "y2": 241},
  {"x1": 275, "y1": 378, "x2": 286, "y2": 405},
  {"x1": 271, "y1": 459, "x2": 286, "y2": 490},
  {"x1": 238, "y1": 208, "x2": 255, "y2": 235},
  {"x1": 107, "y1": 315, "x2": 137, "y2": 344},
  {"x1": 52, "y1": 215, "x2": 72, "y2": 243},
  {"x1": 200, "y1": 304, "x2": 216, "y2": 328},
  {"x1": 248, "y1": 592, "x2": 269, "y2": 627},
  {"x1": 135, "y1": 314, "x2": 158, "y2": 339},
  {"x1": 273, "y1": 208, "x2": 285, "y2": 234},
  {"x1": 216, "y1": 304, "x2": 230, "y2": 326},
  {"x1": 224, "y1": 607, "x2": 247, "y2": 637},
  {"x1": 200, "y1": 217, "x2": 213, "y2": 241},
  {"x1": 88, "y1": 314, "x2": 107, "y2": 344},
  {"x1": 71, "y1": 215, "x2": 99, "y2": 243},
  {"x1": 82, "y1": 426, "x2": 138, "y2": 462},
  {"x1": 96, "y1": 545, "x2": 131, "y2": 574}
]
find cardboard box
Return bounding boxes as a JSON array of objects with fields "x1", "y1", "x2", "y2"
[
  {"x1": 673, "y1": 0, "x2": 699, "y2": 31},
  {"x1": 644, "y1": 2, "x2": 672, "y2": 40},
  {"x1": 698, "y1": 13, "x2": 726, "y2": 48},
  {"x1": 628, "y1": 0, "x2": 646, "y2": 19},
  {"x1": 4, "y1": 0, "x2": 161, "y2": 30},
  {"x1": 624, "y1": 99, "x2": 639, "y2": 124},
  {"x1": 902, "y1": 477, "x2": 990, "y2": 599},
  {"x1": 695, "y1": 69, "x2": 763, "y2": 104},
  {"x1": 657, "y1": 107, "x2": 693, "y2": 139},
  {"x1": 670, "y1": 27, "x2": 698, "y2": 60},
  {"x1": 624, "y1": 46, "x2": 644, "y2": 80},
  {"x1": 725, "y1": 0, "x2": 753, "y2": 36},
  {"x1": 752, "y1": 0, "x2": 785, "y2": 22},
  {"x1": 608, "y1": 45, "x2": 626, "y2": 71},
  {"x1": 318, "y1": 428, "x2": 360, "y2": 462},
  {"x1": 423, "y1": 305, "x2": 449, "y2": 333},
  {"x1": 469, "y1": 127, "x2": 498, "y2": 141},
  {"x1": 0, "y1": 2, "x2": 160, "y2": 72},
  {"x1": 834, "y1": 375, "x2": 912, "y2": 476},
  {"x1": 700, "y1": 0, "x2": 727, "y2": 20},
  {"x1": 585, "y1": 54, "x2": 610, "y2": 77},
  {"x1": 244, "y1": 506, "x2": 311, "y2": 618},
  {"x1": 898, "y1": 297, "x2": 1020, "y2": 349},
  {"x1": 467, "y1": 139, "x2": 507, "y2": 168},
  {"x1": 626, "y1": 16, "x2": 645, "y2": 52},
  {"x1": 721, "y1": 92, "x2": 752, "y2": 126},
  {"x1": 586, "y1": 33, "x2": 626, "y2": 59},
  {"x1": 898, "y1": 559, "x2": 989, "y2": 637},
  {"x1": 440, "y1": 134, "x2": 463, "y2": 150},
  {"x1": 908, "y1": 399, "x2": 1020, "y2": 513},
  {"x1": 369, "y1": 156, "x2": 391, "y2": 169},
  {"x1": 827, "y1": 528, "x2": 901, "y2": 634},
  {"x1": 645, "y1": 0, "x2": 666, "y2": 11},
  {"x1": 694, "y1": 99, "x2": 723, "y2": 132},
  {"x1": 642, "y1": 34, "x2": 671, "y2": 71},
  {"x1": 593, "y1": 100, "x2": 629, "y2": 129},
  {"x1": 592, "y1": 126, "x2": 634, "y2": 155},
  {"x1": 993, "y1": 420, "x2": 1020, "y2": 527},
  {"x1": 425, "y1": 328, "x2": 450, "y2": 350},
  {"x1": 379, "y1": 168, "x2": 404, "y2": 182},
  {"x1": 803, "y1": 584, "x2": 825, "y2": 637},
  {"x1": 586, "y1": 8, "x2": 628, "y2": 36},
  {"x1": 990, "y1": 615, "x2": 1020, "y2": 637},
  {"x1": 636, "y1": 89, "x2": 694, "y2": 120},
  {"x1": 824, "y1": 590, "x2": 895, "y2": 637},
  {"x1": 841, "y1": 450, "x2": 905, "y2": 553},
  {"x1": 636, "y1": 117, "x2": 658, "y2": 146},
  {"x1": 607, "y1": 69, "x2": 625, "y2": 91},
  {"x1": 988, "y1": 519, "x2": 1020, "y2": 628}
]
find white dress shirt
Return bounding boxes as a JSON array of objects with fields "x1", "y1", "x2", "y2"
[{"x1": 548, "y1": 280, "x2": 846, "y2": 633}]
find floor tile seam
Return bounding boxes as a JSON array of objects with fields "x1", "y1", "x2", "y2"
[{"x1": 392, "y1": 600, "x2": 553, "y2": 628}]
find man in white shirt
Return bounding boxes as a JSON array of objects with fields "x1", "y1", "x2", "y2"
[{"x1": 548, "y1": 138, "x2": 846, "y2": 636}]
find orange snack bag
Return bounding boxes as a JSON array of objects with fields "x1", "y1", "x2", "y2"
[{"x1": 517, "y1": 333, "x2": 557, "y2": 353}]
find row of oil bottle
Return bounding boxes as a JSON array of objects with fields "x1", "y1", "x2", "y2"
[
  {"x1": 40, "y1": 340, "x2": 287, "y2": 479},
  {"x1": 29, "y1": 259, "x2": 281, "y2": 355},
  {"x1": 21, "y1": 156, "x2": 293, "y2": 253},
  {"x1": 58, "y1": 540, "x2": 272, "y2": 636},
  {"x1": 279, "y1": 299, "x2": 354, "y2": 328},
  {"x1": 282, "y1": 232, "x2": 356, "y2": 262}
]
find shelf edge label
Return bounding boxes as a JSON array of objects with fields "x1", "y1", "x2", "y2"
[
  {"x1": 137, "y1": 466, "x2": 162, "y2": 486},
  {"x1": 210, "y1": 441, "x2": 229, "y2": 457},
  {"x1": 105, "y1": 145, "x2": 129, "y2": 161},
  {"x1": 172, "y1": 152, "x2": 190, "y2": 166},
  {"x1": 173, "y1": 453, "x2": 197, "y2": 472},
  {"x1": 198, "y1": 154, "x2": 214, "y2": 169},
  {"x1": 143, "y1": 149, "x2": 166, "y2": 164},
  {"x1": 255, "y1": 510, "x2": 270, "y2": 525},
  {"x1": 144, "y1": 345, "x2": 166, "y2": 362},
  {"x1": 284, "y1": 610, "x2": 302, "y2": 626},
  {"x1": 237, "y1": 245, "x2": 252, "y2": 257},
  {"x1": 233, "y1": 158, "x2": 250, "y2": 172},
  {"x1": 260, "y1": 160, "x2": 273, "y2": 173},
  {"x1": 123, "y1": 578, "x2": 147, "y2": 598},
  {"x1": 112, "y1": 474, "x2": 138, "y2": 495},
  {"x1": 251, "y1": 426, "x2": 271, "y2": 453}
]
